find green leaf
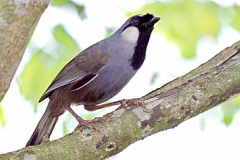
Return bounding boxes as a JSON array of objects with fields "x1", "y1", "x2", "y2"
[
  {"x1": 18, "y1": 25, "x2": 80, "y2": 112},
  {"x1": 62, "y1": 120, "x2": 69, "y2": 135},
  {"x1": 105, "y1": 27, "x2": 115, "y2": 38},
  {"x1": 53, "y1": 24, "x2": 80, "y2": 55},
  {"x1": 73, "y1": 4, "x2": 86, "y2": 20},
  {"x1": 150, "y1": 72, "x2": 159, "y2": 85},
  {"x1": 0, "y1": 103, "x2": 6, "y2": 127},
  {"x1": 230, "y1": 6, "x2": 240, "y2": 31},
  {"x1": 232, "y1": 97, "x2": 240, "y2": 108},
  {"x1": 221, "y1": 98, "x2": 239, "y2": 126},
  {"x1": 17, "y1": 50, "x2": 58, "y2": 111},
  {"x1": 51, "y1": 1, "x2": 86, "y2": 20},
  {"x1": 51, "y1": 0, "x2": 70, "y2": 6},
  {"x1": 129, "y1": 0, "x2": 221, "y2": 58}
]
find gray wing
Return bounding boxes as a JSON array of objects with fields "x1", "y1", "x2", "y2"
[{"x1": 39, "y1": 51, "x2": 109, "y2": 102}]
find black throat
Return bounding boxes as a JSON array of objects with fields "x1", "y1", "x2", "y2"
[{"x1": 130, "y1": 27, "x2": 153, "y2": 70}]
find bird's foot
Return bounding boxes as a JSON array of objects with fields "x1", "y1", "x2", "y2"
[
  {"x1": 116, "y1": 98, "x2": 145, "y2": 110},
  {"x1": 75, "y1": 117, "x2": 100, "y2": 131},
  {"x1": 66, "y1": 106, "x2": 100, "y2": 130}
]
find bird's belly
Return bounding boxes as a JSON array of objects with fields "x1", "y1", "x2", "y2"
[{"x1": 73, "y1": 66, "x2": 136, "y2": 105}]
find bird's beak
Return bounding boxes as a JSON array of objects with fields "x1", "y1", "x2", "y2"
[{"x1": 145, "y1": 17, "x2": 160, "y2": 27}]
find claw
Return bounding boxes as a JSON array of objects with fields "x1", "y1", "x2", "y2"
[{"x1": 116, "y1": 98, "x2": 145, "y2": 110}]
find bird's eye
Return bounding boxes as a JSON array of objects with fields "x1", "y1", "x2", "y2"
[{"x1": 132, "y1": 18, "x2": 139, "y2": 25}]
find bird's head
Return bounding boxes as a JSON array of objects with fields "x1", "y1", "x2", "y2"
[{"x1": 119, "y1": 13, "x2": 160, "y2": 43}]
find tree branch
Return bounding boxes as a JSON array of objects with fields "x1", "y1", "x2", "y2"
[
  {"x1": 0, "y1": 0, "x2": 50, "y2": 101},
  {"x1": 1, "y1": 41, "x2": 240, "y2": 159}
]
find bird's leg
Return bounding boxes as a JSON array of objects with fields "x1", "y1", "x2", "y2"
[
  {"x1": 66, "y1": 98, "x2": 144, "y2": 129},
  {"x1": 84, "y1": 100, "x2": 124, "y2": 111},
  {"x1": 65, "y1": 105, "x2": 98, "y2": 130},
  {"x1": 84, "y1": 98, "x2": 145, "y2": 111}
]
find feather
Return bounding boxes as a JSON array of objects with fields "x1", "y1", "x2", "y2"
[{"x1": 39, "y1": 52, "x2": 109, "y2": 102}]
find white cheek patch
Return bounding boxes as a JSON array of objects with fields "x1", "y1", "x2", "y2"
[{"x1": 121, "y1": 26, "x2": 139, "y2": 43}]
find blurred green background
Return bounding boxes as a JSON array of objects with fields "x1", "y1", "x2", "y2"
[
  {"x1": 1, "y1": 0, "x2": 240, "y2": 159},
  {"x1": 14, "y1": 0, "x2": 240, "y2": 126}
]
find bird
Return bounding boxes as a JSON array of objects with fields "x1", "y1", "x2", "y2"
[{"x1": 26, "y1": 13, "x2": 160, "y2": 147}]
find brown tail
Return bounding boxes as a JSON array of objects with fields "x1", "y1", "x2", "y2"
[{"x1": 26, "y1": 107, "x2": 58, "y2": 147}]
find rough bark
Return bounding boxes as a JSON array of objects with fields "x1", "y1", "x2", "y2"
[
  {"x1": 0, "y1": 41, "x2": 239, "y2": 159},
  {"x1": 0, "y1": 0, "x2": 50, "y2": 101}
]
